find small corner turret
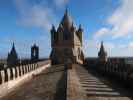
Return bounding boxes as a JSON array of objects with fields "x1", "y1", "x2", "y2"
[
  {"x1": 31, "y1": 44, "x2": 39, "y2": 62},
  {"x1": 98, "y1": 41, "x2": 107, "y2": 63},
  {"x1": 7, "y1": 43, "x2": 19, "y2": 67}
]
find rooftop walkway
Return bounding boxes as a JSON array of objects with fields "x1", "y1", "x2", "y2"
[
  {"x1": 1, "y1": 64, "x2": 67, "y2": 100},
  {"x1": 1, "y1": 64, "x2": 133, "y2": 100}
]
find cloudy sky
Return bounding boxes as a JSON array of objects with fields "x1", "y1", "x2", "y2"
[{"x1": 0, "y1": 0, "x2": 133, "y2": 58}]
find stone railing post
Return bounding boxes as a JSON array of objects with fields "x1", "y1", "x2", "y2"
[
  {"x1": 0, "y1": 71, "x2": 2, "y2": 84},
  {"x1": 26, "y1": 65, "x2": 28, "y2": 73},
  {"x1": 26, "y1": 65, "x2": 29, "y2": 72},
  {"x1": 12, "y1": 67, "x2": 16, "y2": 80},
  {"x1": 20, "y1": 66, "x2": 23, "y2": 76},
  {"x1": 16, "y1": 67, "x2": 19, "y2": 77},
  {"x1": 23, "y1": 65, "x2": 26, "y2": 74},
  {"x1": 1, "y1": 70, "x2": 5, "y2": 84},
  {"x1": 14, "y1": 67, "x2": 18, "y2": 78},
  {"x1": 33, "y1": 63, "x2": 35, "y2": 70},
  {"x1": 4, "y1": 69, "x2": 8, "y2": 82},
  {"x1": 29, "y1": 64, "x2": 31, "y2": 72},
  {"x1": 7, "y1": 68, "x2": 11, "y2": 81}
]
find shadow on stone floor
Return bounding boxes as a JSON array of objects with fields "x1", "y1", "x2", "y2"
[
  {"x1": 83, "y1": 66, "x2": 133, "y2": 99},
  {"x1": 54, "y1": 69, "x2": 67, "y2": 100}
]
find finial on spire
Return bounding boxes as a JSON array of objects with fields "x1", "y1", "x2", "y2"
[
  {"x1": 52, "y1": 24, "x2": 55, "y2": 29},
  {"x1": 101, "y1": 41, "x2": 103, "y2": 45},
  {"x1": 65, "y1": 7, "x2": 68, "y2": 15},
  {"x1": 79, "y1": 24, "x2": 81, "y2": 28},
  {"x1": 78, "y1": 24, "x2": 83, "y2": 32},
  {"x1": 12, "y1": 42, "x2": 15, "y2": 48},
  {"x1": 100, "y1": 41, "x2": 105, "y2": 52},
  {"x1": 60, "y1": 7, "x2": 72, "y2": 28}
]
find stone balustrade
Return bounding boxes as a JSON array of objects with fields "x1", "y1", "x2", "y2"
[
  {"x1": 0, "y1": 63, "x2": 38, "y2": 84},
  {"x1": 0, "y1": 60, "x2": 51, "y2": 85},
  {"x1": 0, "y1": 60, "x2": 51, "y2": 98}
]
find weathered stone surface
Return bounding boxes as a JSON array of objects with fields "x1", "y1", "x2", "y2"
[
  {"x1": 67, "y1": 64, "x2": 87, "y2": 100},
  {"x1": 0, "y1": 63, "x2": 50, "y2": 99},
  {"x1": 1, "y1": 65, "x2": 66, "y2": 100},
  {"x1": 1, "y1": 63, "x2": 133, "y2": 100},
  {"x1": 75, "y1": 65, "x2": 133, "y2": 100}
]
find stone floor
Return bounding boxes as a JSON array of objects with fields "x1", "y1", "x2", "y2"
[
  {"x1": 1, "y1": 65, "x2": 67, "y2": 100},
  {"x1": 75, "y1": 65, "x2": 133, "y2": 100},
  {"x1": 1, "y1": 64, "x2": 133, "y2": 100}
]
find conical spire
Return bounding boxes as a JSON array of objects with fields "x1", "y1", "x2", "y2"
[
  {"x1": 65, "y1": 8, "x2": 68, "y2": 16},
  {"x1": 100, "y1": 41, "x2": 105, "y2": 52},
  {"x1": 52, "y1": 24, "x2": 56, "y2": 31},
  {"x1": 78, "y1": 24, "x2": 83, "y2": 32},
  {"x1": 10, "y1": 43, "x2": 18, "y2": 57},
  {"x1": 60, "y1": 8, "x2": 72, "y2": 28},
  {"x1": 98, "y1": 41, "x2": 107, "y2": 62},
  {"x1": 7, "y1": 42, "x2": 18, "y2": 67},
  {"x1": 98, "y1": 41, "x2": 107, "y2": 56},
  {"x1": 11, "y1": 42, "x2": 15, "y2": 52},
  {"x1": 51, "y1": 24, "x2": 56, "y2": 33}
]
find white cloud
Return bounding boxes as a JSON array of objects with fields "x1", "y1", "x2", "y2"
[
  {"x1": 14, "y1": 0, "x2": 57, "y2": 31},
  {"x1": 21, "y1": 6, "x2": 56, "y2": 31},
  {"x1": 127, "y1": 42, "x2": 133, "y2": 49},
  {"x1": 94, "y1": 0, "x2": 133, "y2": 38},
  {"x1": 104, "y1": 42, "x2": 115, "y2": 50},
  {"x1": 93, "y1": 27, "x2": 109, "y2": 39},
  {"x1": 12, "y1": 0, "x2": 69, "y2": 58},
  {"x1": 54, "y1": 0, "x2": 69, "y2": 8},
  {"x1": 108, "y1": 0, "x2": 133, "y2": 37},
  {"x1": 96, "y1": 42, "x2": 115, "y2": 50},
  {"x1": 14, "y1": 0, "x2": 69, "y2": 31}
]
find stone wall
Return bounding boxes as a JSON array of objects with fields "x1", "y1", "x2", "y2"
[{"x1": 0, "y1": 60, "x2": 50, "y2": 98}]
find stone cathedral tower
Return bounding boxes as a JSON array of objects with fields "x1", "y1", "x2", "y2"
[{"x1": 50, "y1": 9, "x2": 84, "y2": 65}]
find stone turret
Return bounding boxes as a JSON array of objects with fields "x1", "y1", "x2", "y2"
[
  {"x1": 7, "y1": 43, "x2": 19, "y2": 67},
  {"x1": 98, "y1": 41, "x2": 107, "y2": 63},
  {"x1": 50, "y1": 9, "x2": 84, "y2": 65},
  {"x1": 31, "y1": 44, "x2": 39, "y2": 62}
]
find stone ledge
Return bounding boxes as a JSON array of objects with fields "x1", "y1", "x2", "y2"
[
  {"x1": 0, "y1": 63, "x2": 50, "y2": 98},
  {"x1": 67, "y1": 64, "x2": 87, "y2": 100}
]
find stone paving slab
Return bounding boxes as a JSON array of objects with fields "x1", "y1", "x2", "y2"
[
  {"x1": 67, "y1": 67, "x2": 87, "y2": 100},
  {"x1": 75, "y1": 65, "x2": 133, "y2": 100},
  {"x1": 1, "y1": 65, "x2": 67, "y2": 100}
]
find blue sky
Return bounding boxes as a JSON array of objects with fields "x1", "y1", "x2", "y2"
[{"x1": 0, "y1": 0, "x2": 133, "y2": 59}]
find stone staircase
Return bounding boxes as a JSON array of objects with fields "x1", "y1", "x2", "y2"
[{"x1": 75, "y1": 65, "x2": 132, "y2": 99}]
